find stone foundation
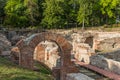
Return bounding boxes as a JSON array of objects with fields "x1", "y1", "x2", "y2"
[
  {"x1": 73, "y1": 42, "x2": 95, "y2": 64},
  {"x1": 90, "y1": 55, "x2": 120, "y2": 75},
  {"x1": 66, "y1": 73, "x2": 95, "y2": 80}
]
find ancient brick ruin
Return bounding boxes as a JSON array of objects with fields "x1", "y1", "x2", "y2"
[
  {"x1": 34, "y1": 41, "x2": 60, "y2": 69},
  {"x1": 16, "y1": 32, "x2": 78, "y2": 80},
  {"x1": 1, "y1": 30, "x2": 120, "y2": 80}
]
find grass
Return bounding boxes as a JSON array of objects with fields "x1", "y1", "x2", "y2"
[
  {"x1": 34, "y1": 61, "x2": 52, "y2": 74},
  {"x1": 0, "y1": 56, "x2": 54, "y2": 80}
]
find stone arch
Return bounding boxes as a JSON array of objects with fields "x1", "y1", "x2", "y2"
[{"x1": 17, "y1": 32, "x2": 78, "y2": 80}]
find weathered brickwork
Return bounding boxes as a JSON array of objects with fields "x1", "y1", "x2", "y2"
[
  {"x1": 34, "y1": 41, "x2": 60, "y2": 69},
  {"x1": 17, "y1": 32, "x2": 79, "y2": 80},
  {"x1": 11, "y1": 47, "x2": 20, "y2": 64}
]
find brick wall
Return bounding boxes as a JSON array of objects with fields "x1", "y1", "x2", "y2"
[{"x1": 17, "y1": 32, "x2": 79, "y2": 80}]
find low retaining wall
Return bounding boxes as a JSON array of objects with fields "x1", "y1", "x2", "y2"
[
  {"x1": 66, "y1": 73, "x2": 94, "y2": 80},
  {"x1": 90, "y1": 55, "x2": 120, "y2": 75}
]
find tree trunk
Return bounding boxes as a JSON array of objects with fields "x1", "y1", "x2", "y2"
[{"x1": 82, "y1": 17, "x2": 85, "y2": 30}]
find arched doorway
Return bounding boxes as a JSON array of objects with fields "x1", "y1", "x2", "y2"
[
  {"x1": 17, "y1": 32, "x2": 78, "y2": 80},
  {"x1": 85, "y1": 36, "x2": 94, "y2": 48},
  {"x1": 34, "y1": 41, "x2": 61, "y2": 69}
]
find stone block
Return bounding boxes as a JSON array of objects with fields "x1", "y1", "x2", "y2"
[
  {"x1": 66, "y1": 73, "x2": 95, "y2": 80},
  {"x1": 90, "y1": 55, "x2": 120, "y2": 75}
]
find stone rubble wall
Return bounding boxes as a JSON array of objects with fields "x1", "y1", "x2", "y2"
[
  {"x1": 69, "y1": 32, "x2": 95, "y2": 64},
  {"x1": 69, "y1": 31, "x2": 120, "y2": 52},
  {"x1": 66, "y1": 73, "x2": 95, "y2": 80},
  {"x1": 0, "y1": 33, "x2": 11, "y2": 51},
  {"x1": 95, "y1": 37, "x2": 120, "y2": 52},
  {"x1": 93, "y1": 32, "x2": 120, "y2": 51},
  {"x1": 102, "y1": 49, "x2": 120, "y2": 61},
  {"x1": 73, "y1": 41, "x2": 95, "y2": 64},
  {"x1": 11, "y1": 35, "x2": 26, "y2": 46},
  {"x1": 90, "y1": 55, "x2": 120, "y2": 75},
  {"x1": 94, "y1": 32, "x2": 120, "y2": 41},
  {"x1": 4, "y1": 30, "x2": 120, "y2": 53}
]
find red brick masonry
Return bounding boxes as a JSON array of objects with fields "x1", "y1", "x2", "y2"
[{"x1": 17, "y1": 32, "x2": 79, "y2": 80}]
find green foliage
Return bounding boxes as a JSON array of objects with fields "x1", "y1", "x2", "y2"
[
  {"x1": 0, "y1": 0, "x2": 7, "y2": 24},
  {"x1": 0, "y1": 0, "x2": 6, "y2": 17},
  {"x1": 34, "y1": 61, "x2": 51, "y2": 74},
  {"x1": 24, "y1": 0, "x2": 40, "y2": 25},
  {"x1": 4, "y1": 0, "x2": 29, "y2": 28},
  {"x1": 77, "y1": 0, "x2": 93, "y2": 25},
  {"x1": 42, "y1": 0, "x2": 65, "y2": 28},
  {"x1": 4, "y1": 0, "x2": 40, "y2": 28},
  {"x1": 1, "y1": 0, "x2": 120, "y2": 28},
  {"x1": 63, "y1": 0, "x2": 80, "y2": 26},
  {"x1": 100, "y1": 0, "x2": 119, "y2": 18}
]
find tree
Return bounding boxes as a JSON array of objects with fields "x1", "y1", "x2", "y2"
[
  {"x1": 4, "y1": 0, "x2": 40, "y2": 28},
  {"x1": 89, "y1": 0, "x2": 102, "y2": 26},
  {"x1": 0, "y1": 0, "x2": 7, "y2": 24},
  {"x1": 116, "y1": 3, "x2": 120, "y2": 23},
  {"x1": 63, "y1": 0, "x2": 79, "y2": 28},
  {"x1": 24, "y1": 0, "x2": 39, "y2": 26},
  {"x1": 100, "y1": 0, "x2": 119, "y2": 18},
  {"x1": 4, "y1": 0, "x2": 29, "y2": 27},
  {"x1": 99, "y1": 0, "x2": 120, "y2": 25},
  {"x1": 77, "y1": 0, "x2": 93, "y2": 29},
  {"x1": 42, "y1": 0, "x2": 65, "y2": 28}
]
